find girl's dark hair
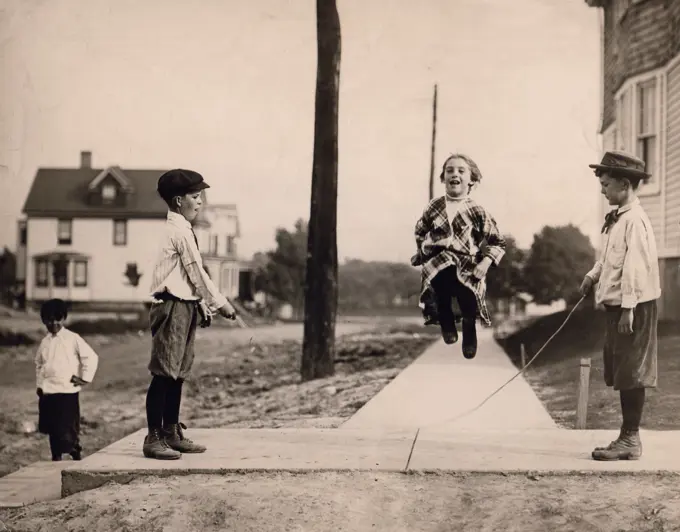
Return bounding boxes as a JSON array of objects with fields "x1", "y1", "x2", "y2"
[
  {"x1": 40, "y1": 298, "x2": 68, "y2": 321},
  {"x1": 439, "y1": 154, "x2": 483, "y2": 185}
]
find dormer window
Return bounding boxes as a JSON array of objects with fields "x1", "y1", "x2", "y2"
[{"x1": 102, "y1": 184, "x2": 117, "y2": 203}]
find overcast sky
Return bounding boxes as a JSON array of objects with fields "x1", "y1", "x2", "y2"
[{"x1": 0, "y1": 0, "x2": 602, "y2": 261}]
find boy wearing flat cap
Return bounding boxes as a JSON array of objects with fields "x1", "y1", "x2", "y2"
[
  {"x1": 143, "y1": 169, "x2": 238, "y2": 460},
  {"x1": 579, "y1": 150, "x2": 661, "y2": 461}
]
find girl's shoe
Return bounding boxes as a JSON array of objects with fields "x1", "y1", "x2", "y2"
[
  {"x1": 462, "y1": 318, "x2": 477, "y2": 359},
  {"x1": 440, "y1": 327, "x2": 458, "y2": 345}
]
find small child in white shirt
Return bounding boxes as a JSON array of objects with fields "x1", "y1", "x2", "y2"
[{"x1": 35, "y1": 299, "x2": 99, "y2": 461}]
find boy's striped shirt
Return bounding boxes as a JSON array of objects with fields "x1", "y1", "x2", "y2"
[{"x1": 149, "y1": 211, "x2": 228, "y2": 312}]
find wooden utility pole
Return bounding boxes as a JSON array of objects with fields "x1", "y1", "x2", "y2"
[
  {"x1": 428, "y1": 84, "x2": 438, "y2": 200},
  {"x1": 301, "y1": 0, "x2": 342, "y2": 381}
]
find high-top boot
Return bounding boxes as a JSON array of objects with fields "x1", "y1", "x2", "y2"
[
  {"x1": 143, "y1": 428, "x2": 182, "y2": 460},
  {"x1": 591, "y1": 429, "x2": 642, "y2": 461},
  {"x1": 163, "y1": 422, "x2": 207, "y2": 453},
  {"x1": 462, "y1": 318, "x2": 478, "y2": 359},
  {"x1": 593, "y1": 428, "x2": 624, "y2": 452}
]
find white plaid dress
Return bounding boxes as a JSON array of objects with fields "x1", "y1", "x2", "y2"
[{"x1": 413, "y1": 196, "x2": 506, "y2": 326}]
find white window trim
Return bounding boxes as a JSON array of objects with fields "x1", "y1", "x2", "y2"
[{"x1": 613, "y1": 67, "x2": 664, "y2": 197}]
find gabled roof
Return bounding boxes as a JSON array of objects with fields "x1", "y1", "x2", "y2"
[
  {"x1": 87, "y1": 166, "x2": 135, "y2": 193},
  {"x1": 22, "y1": 167, "x2": 169, "y2": 218}
]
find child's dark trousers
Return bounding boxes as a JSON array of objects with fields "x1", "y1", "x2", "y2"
[
  {"x1": 430, "y1": 265, "x2": 478, "y2": 333},
  {"x1": 38, "y1": 392, "x2": 81, "y2": 459}
]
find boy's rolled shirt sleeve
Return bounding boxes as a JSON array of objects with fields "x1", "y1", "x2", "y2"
[
  {"x1": 176, "y1": 233, "x2": 229, "y2": 313},
  {"x1": 75, "y1": 334, "x2": 99, "y2": 383},
  {"x1": 585, "y1": 262, "x2": 603, "y2": 284},
  {"x1": 621, "y1": 219, "x2": 652, "y2": 309}
]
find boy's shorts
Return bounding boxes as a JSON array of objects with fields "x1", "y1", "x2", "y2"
[
  {"x1": 603, "y1": 300, "x2": 658, "y2": 391},
  {"x1": 148, "y1": 298, "x2": 199, "y2": 380}
]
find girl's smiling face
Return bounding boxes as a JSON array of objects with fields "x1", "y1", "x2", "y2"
[{"x1": 442, "y1": 157, "x2": 472, "y2": 198}]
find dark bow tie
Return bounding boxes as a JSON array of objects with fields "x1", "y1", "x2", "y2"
[{"x1": 601, "y1": 209, "x2": 620, "y2": 234}]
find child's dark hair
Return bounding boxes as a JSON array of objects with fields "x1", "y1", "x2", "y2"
[
  {"x1": 40, "y1": 299, "x2": 68, "y2": 322},
  {"x1": 439, "y1": 153, "x2": 483, "y2": 186},
  {"x1": 594, "y1": 168, "x2": 643, "y2": 190}
]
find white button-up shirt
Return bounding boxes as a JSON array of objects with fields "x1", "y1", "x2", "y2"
[
  {"x1": 586, "y1": 198, "x2": 661, "y2": 309},
  {"x1": 35, "y1": 327, "x2": 99, "y2": 394},
  {"x1": 148, "y1": 211, "x2": 228, "y2": 313}
]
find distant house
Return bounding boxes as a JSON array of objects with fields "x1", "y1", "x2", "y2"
[
  {"x1": 16, "y1": 151, "x2": 249, "y2": 311},
  {"x1": 489, "y1": 293, "x2": 531, "y2": 320},
  {"x1": 585, "y1": 0, "x2": 680, "y2": 320}
]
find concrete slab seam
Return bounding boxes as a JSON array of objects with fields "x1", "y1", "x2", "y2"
[{"x1": 404, "y1": 428, "x2": 420, "y2": 471}]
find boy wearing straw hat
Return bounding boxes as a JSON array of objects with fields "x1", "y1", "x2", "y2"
[{"x1": 580, "y1": 150, "x2": 661, "y2": 461}]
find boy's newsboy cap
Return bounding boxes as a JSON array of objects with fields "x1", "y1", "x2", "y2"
[
  {"x1": 157, "y1": 169, "x2": 210, "y2": 201},
  {"x1": 589, "y1": 150, "x2": 651, "y2": 180}
]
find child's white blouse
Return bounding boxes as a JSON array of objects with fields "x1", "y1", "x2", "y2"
[{"x1": 35, "y1": 328, "x2": 99, "y2": 394}]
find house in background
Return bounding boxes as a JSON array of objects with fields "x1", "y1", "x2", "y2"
[
  {"x1": 585, "y1": 0, "x2": 680, "y2": 320},
  {"x1": 16, "y1": 151, "x2": 250, "y2": 311}
]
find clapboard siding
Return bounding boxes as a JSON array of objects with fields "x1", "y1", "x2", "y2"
[
  {"x1": 665, "y1": 61, "x2": 680, "y2": 250},
  {"x1": 639, "y1": 195, "x2": 663, "y2": 249}
]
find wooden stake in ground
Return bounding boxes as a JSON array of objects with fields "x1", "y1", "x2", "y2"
[
  {"x1": 428, "y1": 84, "x2": 438, "y2": 201},
  {"x1": 575, "y1": 357, "x2": 591, "y2": 429},
  {"x1": 301, "y1": 0, "x2": 342, "y2": 382}
]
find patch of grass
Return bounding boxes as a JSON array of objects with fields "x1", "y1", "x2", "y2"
[
  {"x1": 495, "y1": 305, "x2": 680, "y2": 430},
  {"x1": 0, "y1": 321, "x2": 438, "y2": 478}
]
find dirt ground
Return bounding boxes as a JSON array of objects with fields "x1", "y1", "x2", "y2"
[
  {"x1": 2, "y1": 471, "x2": 680, "y2": 532},
  {"x1": 498, "y1": 306, "x2": 680, "y2": 430},
  {"x1": 0, "y1": 317, "x2": 437, "y2": 477}
]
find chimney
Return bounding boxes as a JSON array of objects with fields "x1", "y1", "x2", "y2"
[{"x1": 81, "y1": 151, "x2": 92, "y2": 168}]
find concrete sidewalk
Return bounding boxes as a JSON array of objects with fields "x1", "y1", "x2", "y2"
[
  {"x1": 58, "y1": 428, "x2": 680, "y2": 498},
  {"x1": 0, "y1": 461, "x2": 69, "y2": 508},
  {"x1": 341, "y1": 328, "x2": 557, "y2": 431}
]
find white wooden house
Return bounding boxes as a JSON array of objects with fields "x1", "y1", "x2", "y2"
[
  {"x1": 586, "y1": 0, "x2": 680, "y2": 320},
  {"x1": 16, "y1": 151, "x2": 248, "y2": 311}
]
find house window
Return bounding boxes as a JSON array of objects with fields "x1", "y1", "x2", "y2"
[
  {"x1": 19, "y1": 222, "x2": 27, "y2": 246},
  {"x1": 616, "y1": 89, "x2": 631, "y2": 151},
  {"x1": 636, "y1": 79, "x2": 657, "y2": 182},
  {"x1": 53, "y1": 259, "x2": 68, "y2": 287},
  {"x1": 226, "y1": 236, "x2": 235, "y2": 255},
  {"x1": 113, "y1": 219, "x2": 127, "y2": 246},
  {"x1": 57, "y1": 219, "x2": 72, "y2": 245},
  {"x1": 74, "y1": 260, "x2": 88, "y2": 287},
  {"x1": 615, "y1": 74, "x2": 661, "y2": 195},
  {"x1": 35, "y1": 260, "x2": 48, "y2": 287},
  {"x1": 102, "y1": 184, "x2": 117, "y2": 202},
  {"x1": 209, "y1": 235, "x2": 218, "y2": 255}
]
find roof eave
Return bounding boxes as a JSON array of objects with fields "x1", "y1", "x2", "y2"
[{"x1": 23, "y1": 211, "x2": 168, "y2": 219}]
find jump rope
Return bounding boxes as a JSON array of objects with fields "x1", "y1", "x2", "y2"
[
  {"x1": 229, "y1": 293, "x2": 587, "y2": 431},
  {"x1": 400, "y1": 294, "x2": 587, "y2": 464}
]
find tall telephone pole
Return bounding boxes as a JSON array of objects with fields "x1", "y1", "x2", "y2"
[
  {"x1": 428, "y1": 84, "x2": 438, "y2": 200},
  {"x1": 301, "y1": 0, "x2": 342, "y2": 381}
]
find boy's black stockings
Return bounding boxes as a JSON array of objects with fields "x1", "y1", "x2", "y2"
[{"x1": 146, "y1": 375, "x2": 184, "y2": 431}]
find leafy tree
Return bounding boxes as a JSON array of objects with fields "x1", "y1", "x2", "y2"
[
  {"x1": 523, "y1": 224, "x2": 596, "y2": 305},
  {"x1": 485, "y1": 235, "x2": 526, "y2": 299},
  {"x1": 338, "y1": 259, "x2": 420, "y2": 310},
  {"x1": 252, "y1": 219, "x2": 308, "y2": 319}
]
